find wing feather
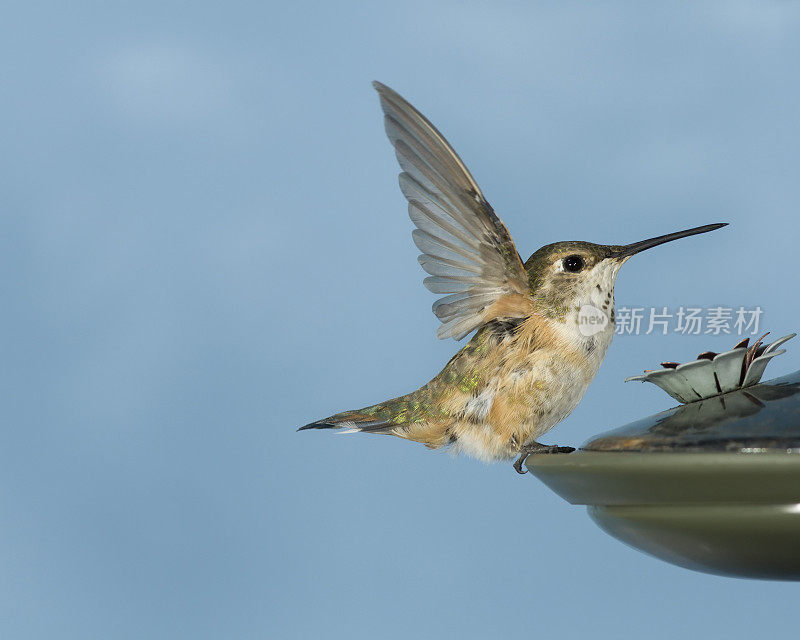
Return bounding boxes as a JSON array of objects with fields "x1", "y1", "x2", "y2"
[
  {"x1": 411, "y1": 229, "x2": 479, "y2": 265},
  {"x1": 423, "y1": 276, "x2": 484, "y2": 294},
  {"x1": 374, "y1": 81, "x2": 531, "y2": 340}
]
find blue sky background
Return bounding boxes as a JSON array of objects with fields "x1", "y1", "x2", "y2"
[{"x1": 2, "y1": 2, "x2": 800, "y2": 638}]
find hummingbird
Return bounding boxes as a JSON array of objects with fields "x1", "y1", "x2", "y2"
[{"x1": 300, "y1": 81, "x2": 727, "y2": 474}]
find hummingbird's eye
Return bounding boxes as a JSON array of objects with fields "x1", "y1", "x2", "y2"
[{"x1": 563, "y1": 255, "x2": 585, "y2": 273}]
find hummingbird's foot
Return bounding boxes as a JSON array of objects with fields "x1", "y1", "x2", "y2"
[
  {"x1": 513, "y1": 442, "x2": 576, "y2": 474},
  {"x1": 512, "y1": 453, "x2": 528, "y2": 474}
]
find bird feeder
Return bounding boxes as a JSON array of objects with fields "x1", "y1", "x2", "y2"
[{"x1": 525, "y1": 334, "x2": 800, "y2": 580}]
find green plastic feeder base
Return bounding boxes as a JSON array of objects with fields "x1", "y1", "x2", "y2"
[{"x1": 528, "y1": 452, "x2": 800, "y2": 580}]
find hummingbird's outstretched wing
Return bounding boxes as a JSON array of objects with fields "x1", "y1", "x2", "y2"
[{"x1": 374, "y1": 82, "x2": 532, "y2": 340}]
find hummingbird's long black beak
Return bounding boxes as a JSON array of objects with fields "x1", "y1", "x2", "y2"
[{"x1": 614, "y1": 223, "x2": 728, "y2": 258}]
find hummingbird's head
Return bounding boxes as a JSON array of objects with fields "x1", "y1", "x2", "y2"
[{"x1": 523, "y1": 223, "x2": 728, "y2": 310}]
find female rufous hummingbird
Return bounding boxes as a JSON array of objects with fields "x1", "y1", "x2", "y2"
[{"x1": 300, "y1": 81, "x2": 727, "y2": 473}]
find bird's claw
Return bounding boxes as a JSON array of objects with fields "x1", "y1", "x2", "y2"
[{"x1": 513, "y1": 443, "x2": 575, "y2": 474}]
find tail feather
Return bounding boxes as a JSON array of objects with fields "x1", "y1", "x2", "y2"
[
  {"x1": 298, "y1": 410, "x2": 398, "y2": 434},
  {"x1": 298, "y1": 392, "x2": 433, "y2": 435}
]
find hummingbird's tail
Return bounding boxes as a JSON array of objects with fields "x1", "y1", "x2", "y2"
[
  {"x1": 298, "y1": 393, "x2": 436, "y2": 436},
  {"x1": 298, "y1": 408, "x2": 401, "y2": 435}
]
